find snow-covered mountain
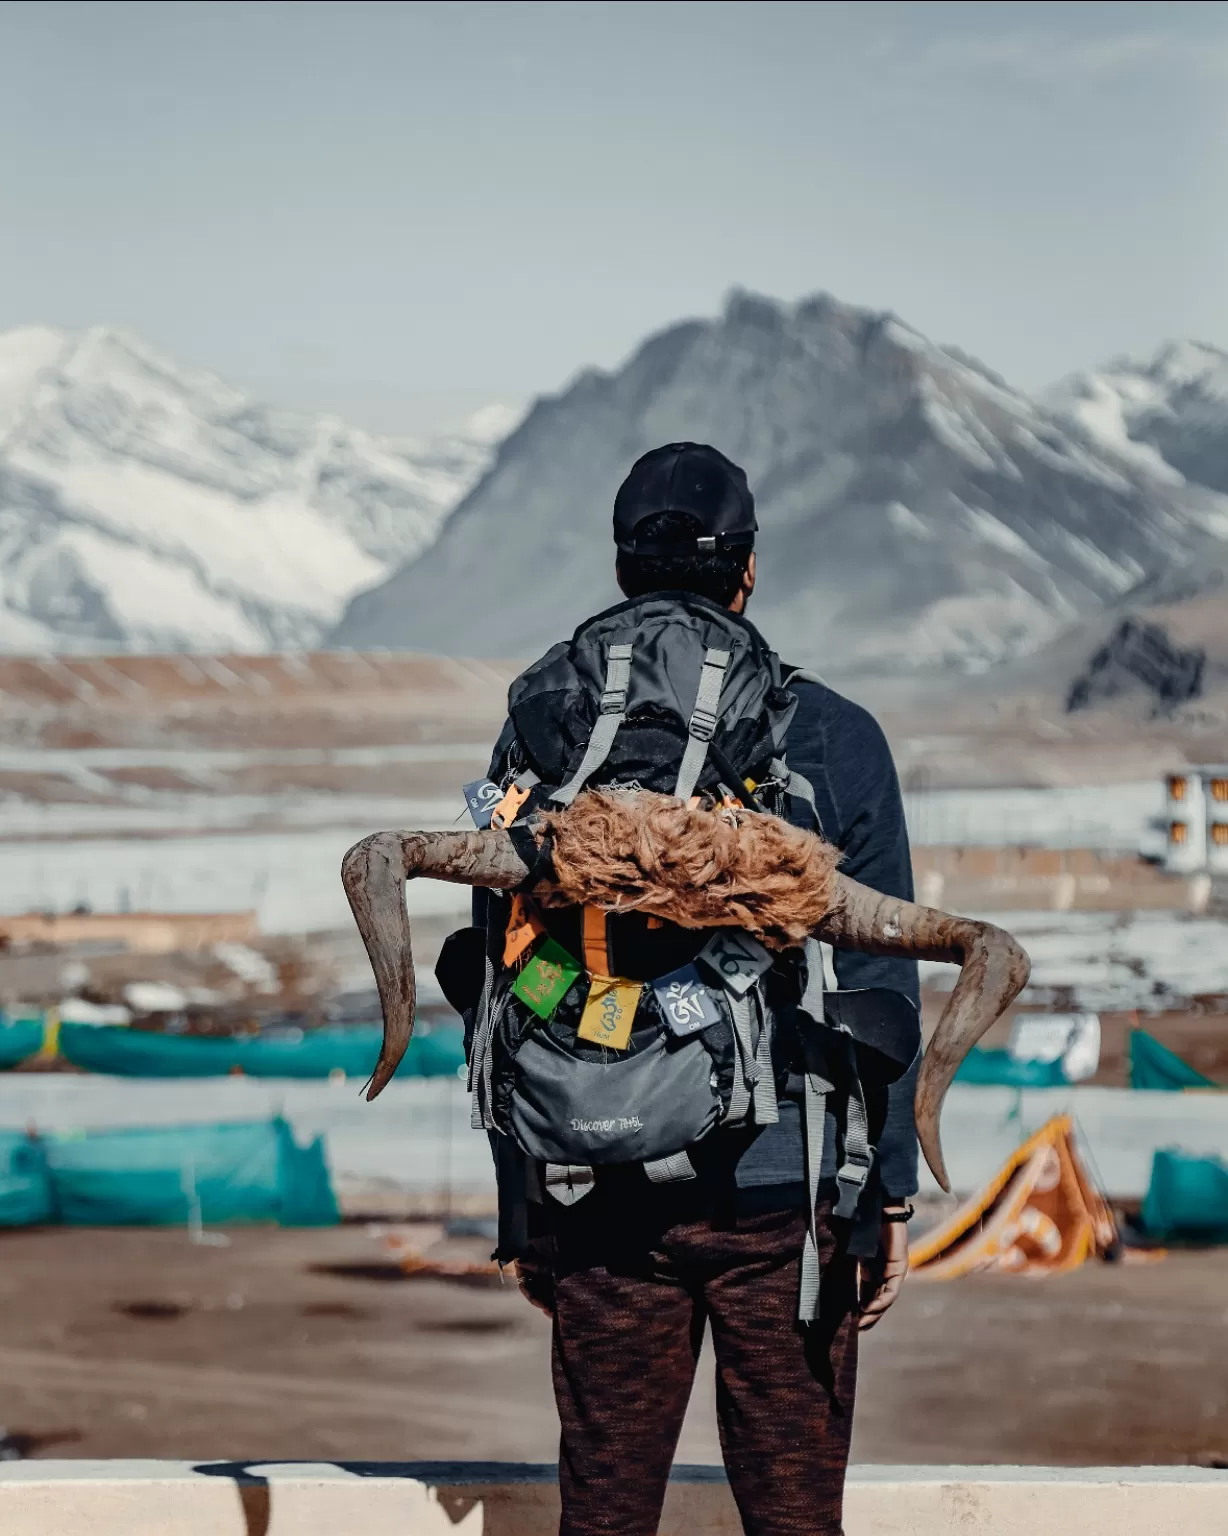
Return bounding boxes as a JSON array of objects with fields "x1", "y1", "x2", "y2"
[
  {"x1": 1046, "y1": 340, "x2": 1228, "y2": 501},
  {"x1": 0, "y1": 325, "x2": 516, "y2": 651},
  {"x1": 332, "y1": 290, "x2": 1228, "y2": 671},
  {"x1": 6, "y1": 306, "x2": 1228, "y2": 671}
]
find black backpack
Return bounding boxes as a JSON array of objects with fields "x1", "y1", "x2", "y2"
[{"x1": 438, "y1": 592, "x2": 916, "y2": 1318}]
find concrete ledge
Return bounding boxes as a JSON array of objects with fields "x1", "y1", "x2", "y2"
[{"x1": 0, "y1": 1462, "x2": 1225, "y2": 1534}]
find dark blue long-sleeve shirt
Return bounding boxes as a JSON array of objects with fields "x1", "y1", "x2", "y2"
[{"x1": 729, "y1": 674, "x2": 920, "y2": 1202}]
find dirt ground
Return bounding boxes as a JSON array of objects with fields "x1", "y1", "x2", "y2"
[{"x1": 0, "y1": 1223, "x2": 1225, "y2": 1469}]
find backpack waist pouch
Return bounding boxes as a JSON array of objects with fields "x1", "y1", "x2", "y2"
[
  {"x1": 508, "y1": 1026, "x2": 722, "y2": 1167},
  {"x1": 782, "y1": 987, "x2": 921, "y2": 1101}
]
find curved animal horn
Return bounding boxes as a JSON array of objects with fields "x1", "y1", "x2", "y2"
[
  {"x1": 342, "y1": 818, "x2": 1030, "y2": 1188},
  {"x1": 341, "y1": 829, "x2": 529, "y2": 1100},
  {"x1": 814, "y1": 873, "x2": 1031, "y2": 1193}
]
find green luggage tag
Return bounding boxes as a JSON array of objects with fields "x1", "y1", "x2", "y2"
[{"x1": 512, "y1": 936, "x2": 582, "y2": 1019}]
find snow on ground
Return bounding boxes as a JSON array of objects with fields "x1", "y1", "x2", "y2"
[
  {"x1": 0, "y1": 822, "x2": 471, "y2": 933},
  {"x1": 0, "y1": 324, "x2": 515, "y2": 651},
  {"x1": 902, "y1": 779, "x2": 1167, "y2": 854},
  {"x1": 0, "y1": 793, "x2": 462, "y2": 840},
  {"x1": 0, "y1": 761, "x2": 1205, "y2": 996},
  {"x1": 922, "y1": 909, "x2": 1228, "y2": 1011}
]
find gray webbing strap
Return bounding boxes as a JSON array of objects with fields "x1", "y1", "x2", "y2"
[
  {"x1": 750, "y1": 989, "x2": 778, "y2": 1125},
  {"x1": 794, "y1": 944, "x2": 878, "y2": 1314},
  {"x1": 798, "y1": 941, "x2": 828, "y2": 1322},
  {"x1": 800, "y1": 937, "x2": 826, "y2": 1027},
  {"x1": 544, "y1": 1163, "x2": 596, "y2": 1205},
  {"x1": 834, "y1": 1037, "x2": 873, "y2": 1220},
  {"x1": 674, "y1": 648, "x2": 731, "y2": 800},
  {"x1": 786, "y1": 769, "x2": 822, "y2": 831},
  {"x1": 550, "y1": 643, "x2": 635, "y2": 807},
  {"x1": 468, "y1": 952, "x2": 497, "y2": 1129},
  {"x1": 799, "y1": 1058, "x2": 833, "y2": 1323},
  {"x1": 771, "y1": 757, "x2": 822, "y2": 832},
  {"x1": 726, "y1": 991, "x2": 755, "y2": 1124},
  {"x1": 643, "y1": 1151, "x2": 697, "y2": 1183}
]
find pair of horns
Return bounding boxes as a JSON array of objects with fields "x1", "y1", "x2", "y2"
[{"x1": 341, "y1": 816, "x2": 1030, "y2": 1192}]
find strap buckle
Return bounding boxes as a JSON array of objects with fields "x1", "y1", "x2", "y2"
[
  {"x1": 688, "y1": 708, "x2": 717, "y2": 742},
  {"x1": 834, "y1": 1151, "x2": 874, "y2": 1219}
]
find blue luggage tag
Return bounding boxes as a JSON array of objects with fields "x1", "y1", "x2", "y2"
[
  {"x1": 653, "y1": 964, "x2": 723, "y2": 1037},
  {"x1": 463, "y1": 779, "x2": 503, "y2": 829}
]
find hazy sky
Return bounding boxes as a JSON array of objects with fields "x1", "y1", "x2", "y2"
[{"x1": 2, "y1": 0, "x2": 1226, "y2": 434}]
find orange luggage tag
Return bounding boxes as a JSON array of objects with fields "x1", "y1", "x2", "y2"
[
  {"x1": 491, "y1": 781, "x2": 532, "y2": 830},
  {"x1": 582, "y1": 905, "x2": 611, "y2": 976},
  {"x1": 504, "y1": 894, "x2": 546, "y2": 967}
]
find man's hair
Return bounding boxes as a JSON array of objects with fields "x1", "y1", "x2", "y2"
[{"x1": 616, "y1": 510, "x2": 751, "y2": 607}]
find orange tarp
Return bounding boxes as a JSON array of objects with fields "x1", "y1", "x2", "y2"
[{"x1": 909, "y1": 1114, "x2": 1118, "y2": 1280}]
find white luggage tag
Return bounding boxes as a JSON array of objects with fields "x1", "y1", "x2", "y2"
[
  {"x1": 653, "y1": 964, "x2": 723, "y2": 1037},
  {"x1": 698, "y1": 930, "x2": 773, "y2": 997},
  {"x1": 463, "y1": 779, "x2": 502, "y2": 829}
]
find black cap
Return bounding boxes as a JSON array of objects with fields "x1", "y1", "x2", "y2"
[{"x1": 613, "y1": 443, "x2": 757, "y2": 556}]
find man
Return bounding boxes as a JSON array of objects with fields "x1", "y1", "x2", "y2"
[{"x1": 488, "y1": 444, "x2": 918, "y2": 1536}]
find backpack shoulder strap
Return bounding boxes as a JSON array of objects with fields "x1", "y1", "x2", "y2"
[
  {"x1": 772, "y1": 664, "x2": 827, "y2": 833},
  {"x1": 770, "y1": 756, "x2": 823, "y2": 834},
  {"x1": 674, "y1": 646, "x2": 732, "y2": 800},
  {"x1": 549, "y1": 641, "x2": 635, "y2": 806}
]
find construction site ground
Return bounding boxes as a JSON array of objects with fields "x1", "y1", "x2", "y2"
[{"x1": 0, "y1": 1222, "x2": 1224, "y2": 1470}]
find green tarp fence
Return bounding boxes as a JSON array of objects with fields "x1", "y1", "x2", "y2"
[
  {"x1": 1141, "y1": 1149, "x2": 1228, "y2": 1241},
  {"x1": 1129, "y1": 1029, "x2": 1218, "y2": 1092},
  {"x1": 0, "y1": 1131, "x2": 52, "y2": 1225},
  {"x1": 953, "y1": 1047, "x2": 1070, "y2": 1088},
  {"x1": 0, "y1": 1018, "x2": 465, "y2": 1080},
  {"x1": 0, "y1": 1118, "x2": 337, "y2": 1228},
  {"x1": 0, "y1": 1018, "x2": 45, "y2": 1069}
]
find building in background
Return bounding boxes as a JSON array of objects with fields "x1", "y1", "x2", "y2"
[{"x1": 1163, "y1": 769, "x2": 1228, "y2": 874}]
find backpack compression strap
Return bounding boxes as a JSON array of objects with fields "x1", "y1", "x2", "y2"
[
  {"x1": 550, "y1": 642, "x2": 635, "y2": 807},
  {"x1": 769, "y1": 756, "x2": 823, "y2": 833},
  {"x1": 795, "y1": 937, "x2": 880, "y2": 1322},
  {"x1": 674, "y1": 647, "x2": 731, "y2": 801}
]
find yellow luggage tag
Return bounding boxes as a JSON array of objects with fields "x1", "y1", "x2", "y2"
[{"x1": 577, "y1": 975, "x2": 643, "y2": 1051}]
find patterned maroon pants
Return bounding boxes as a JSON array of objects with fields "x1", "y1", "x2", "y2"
[{"x1": 545, "y1": 1183, "x2": 858, "y2": 1536}]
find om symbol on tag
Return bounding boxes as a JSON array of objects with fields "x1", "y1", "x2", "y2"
[
  {"x1": 463, "y1": 779, "x2": 503, "y2": 829},
  {"x1": 653, "y1": 964, "x2": 723, "y2": 1036}
]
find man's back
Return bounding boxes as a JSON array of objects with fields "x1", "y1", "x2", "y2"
[
  {"x1": 782, "y1": 675, "x2": 919, "y2": 1199},
  {"x1": 479, "y1": 443, "x2": 920, "y2": 1536}
]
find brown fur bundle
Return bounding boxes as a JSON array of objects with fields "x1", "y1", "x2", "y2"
[{"x1": 538, "y1": 790, "x2": 840, "y2": 950}]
